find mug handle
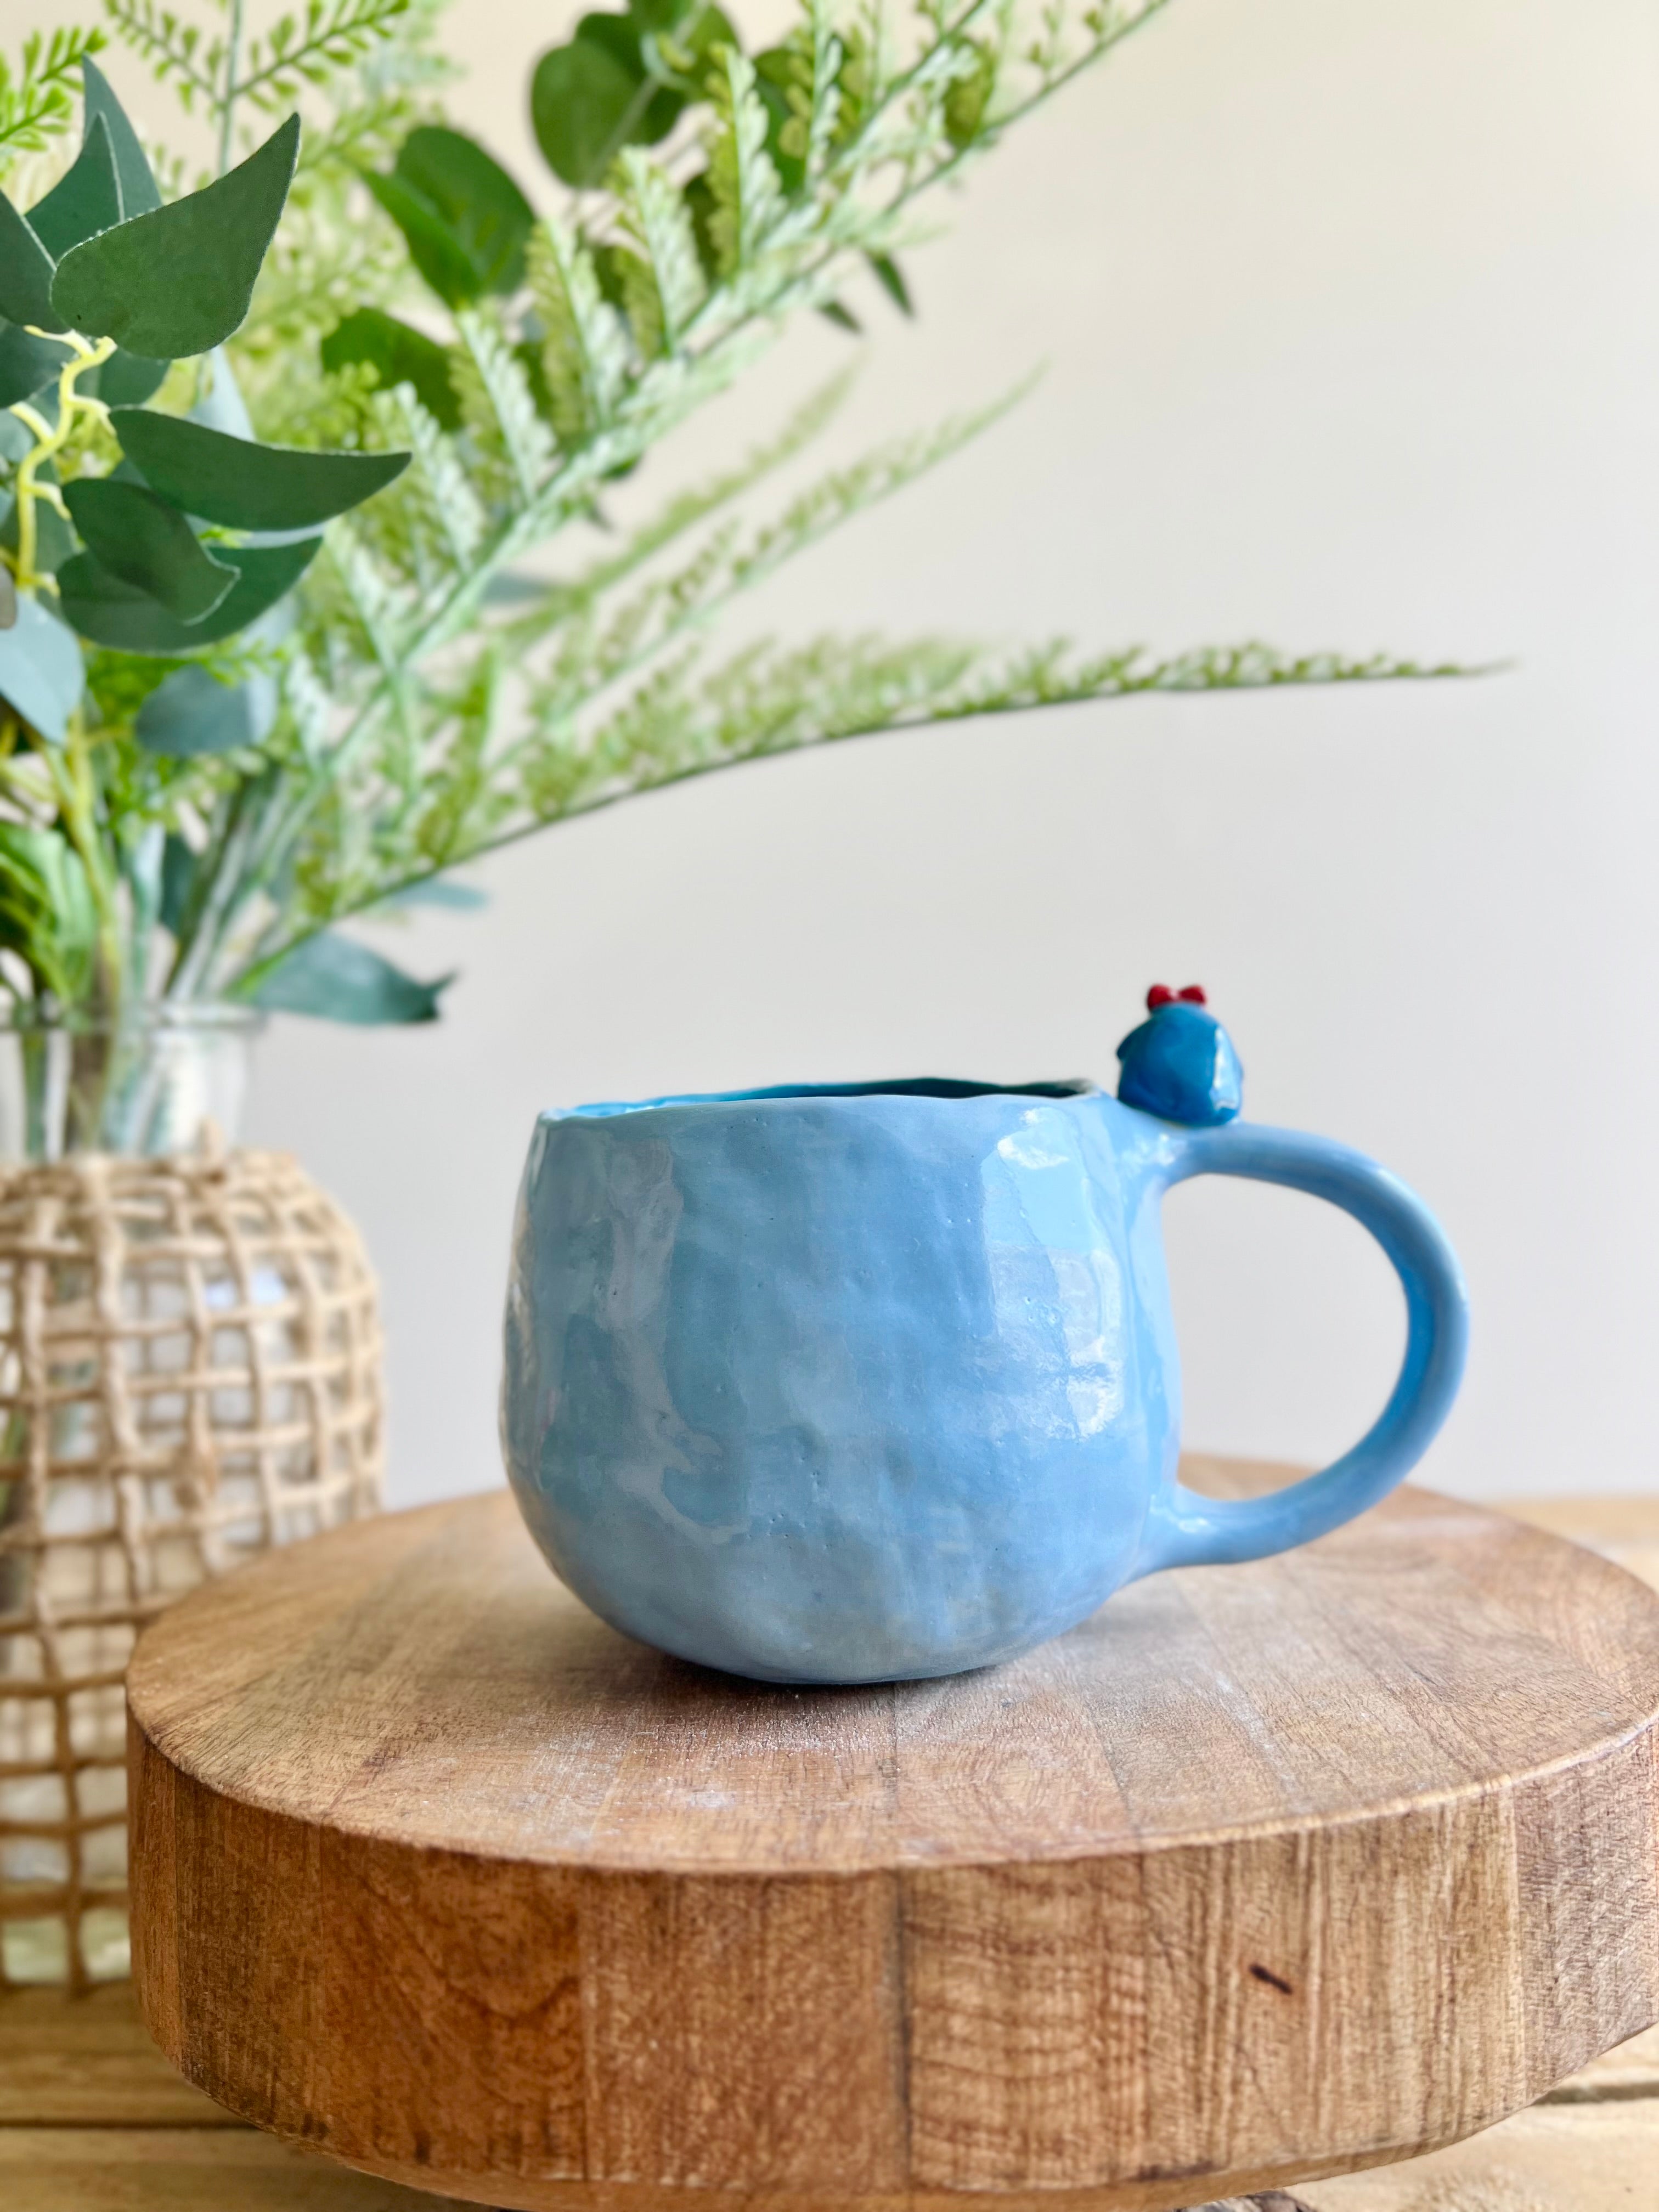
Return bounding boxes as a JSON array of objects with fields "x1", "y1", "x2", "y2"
[{"x1": 1134, "y1": 1121, "x2": 1469, "y2": 1575}]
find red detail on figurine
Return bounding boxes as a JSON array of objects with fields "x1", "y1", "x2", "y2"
[{"x1": 1146, "y1": 984, "x2": 1207, "y2": 1011}]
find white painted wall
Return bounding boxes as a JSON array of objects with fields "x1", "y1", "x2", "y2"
[{"x1": 99, "y1": 1, "x2": 1659, "y2": 1500}]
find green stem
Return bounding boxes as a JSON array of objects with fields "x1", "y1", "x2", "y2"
[
  {"x1": 41, "y1": 717, "x2": 123, "y2": 1029},
  {"x1": 217, "y1": 0, "x2": 247, "y2": 176},
  {"x1": 7, "y1": 336, "x2": 113, "y2": 590},
  {"x1": 164, "y1": 771, "x2": 274, "y2": 1001}
]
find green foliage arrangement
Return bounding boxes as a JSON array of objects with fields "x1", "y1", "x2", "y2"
[{"x1": 0, "y1": 0, "x2": 1453, "y2": 1087}]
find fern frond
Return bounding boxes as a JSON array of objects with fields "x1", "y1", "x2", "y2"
[
  {"x1": 452, "y1": 311, "x2": 556, "y2": 509},
  {"x1": 525, "y1": 380, "x2": 1035, "y2": 724},
  {"x1": 706, "y1": 48, "x2": 784, "y2": 278},
  {"x1": 511, "y1": 633, "x2": 1469, "y2": 833},
  {"x1": 613, "y1": 148, "x2": 707, "y2": 358},
  {"x1": 372, "y1": 384, "x2": 487, "y2": 577},
  {"x1": 102, "y1": 0, "x2": 219, "y2": 109},
  {"x1": 283, "y1": 647, "x2": 335, "y2": 766},
  {"x1": 133, "y1": 0, "x2": 1464, "y2": 1023},
  {"x1": 402, "y1": 648, "x2": 512, "y2": 868},
  {"x1": 234, "y1": 0, "x2": 413, "y2": 112},
  {"x1": 0, "y1": 26, "x2": 105, "y2": 169},
  {"x1": 316, "y1": 517, "x2": 419, "y2": 672},
  {"x1": 529, "y1": 366, "x2": 857, "y2": 632},
  {"x1": 804, "y1": 0, "x2": 844, "y2": 182},
  {"x1": 527, "y1": 220, "x2": 631, "y2": 443}
]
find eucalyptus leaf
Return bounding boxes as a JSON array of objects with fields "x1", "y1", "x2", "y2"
[
  {"x1": 398, "y1": 129, "x2": 534, "y2": 287},
  {"x1": 367, "y1": 128, "x2": 532, "y2": 306},
  {"x1": 90, "y1": 348, "x2": 170, "y2": 406},
  {"x1": 112, "y1": 407, "x2": 410, "y2": 529},
  {"x1": 0, "y1": 594, "x2": 84, "y2": 742},
  {"x1": 2, "y1": 486, "x2": 76, "y2": 574},
  {"x1": 0, "y1": 321, "x2": 71, "y2": 407},
  {"x1": 51, "y1": 115, "x2": 300, "y2": 360},
  {"x1": 82, "y1": 55, "x2": 162, "y2": 219},
  {"x1": 27, "y1": 116, "x2": 123, "y2": 259},
  {"x1": 626, "y1": 0, "x2": 684, "y2": 31},
  {"x1": 532, "y1": 38, "x2": 645, "y2": 188},
  {"x1": 0, "y1": 194, "x2": 61, "y2": 332},
  {"x1": 362, "y1": 169, "x2": 482, "y2": 310},
  {"x1": 321, "y1": 308, "x2": 460, "y2": 428},
  {"x1": 63, "y1": 478, "x2": 238, "y2": 622},
  {"x1": 577, "y1": 14, "x2": 681, "y2": 142},
  {"x1": 252, "y1": 930, "x2": 453, "y2": 1023},
  {"x1": 57, "y1": 536, "x2": 321, "y2": 653},
  {"x1": 137, "y1": 664, "x2": 275, "y2": 755}
]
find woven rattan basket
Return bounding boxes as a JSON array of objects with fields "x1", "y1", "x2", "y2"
[{"x1": 0, "y1": 1147, "x2": 382, "y2": 1988}]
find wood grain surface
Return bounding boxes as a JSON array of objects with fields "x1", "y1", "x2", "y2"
[
  {"x1": 7, "y1": 1990, "x2": 1657, "y2": 2210},
  {"x1": 125, "y1": 1468, "x2": 1659, "y2": 2212}
]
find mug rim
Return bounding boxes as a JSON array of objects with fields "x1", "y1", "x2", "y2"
[{"x1": 543, "y1": 1076, "x2": 1102, "y2": 1123}]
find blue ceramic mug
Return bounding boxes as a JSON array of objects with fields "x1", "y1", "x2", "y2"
[{"x1": 501, "y1": 1076, "x2": 1466, "y2": 1684}]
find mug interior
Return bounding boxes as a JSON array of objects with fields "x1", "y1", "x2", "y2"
[{"x1": 562, "y1": 1076, "x2": 1097, "y2": 1118}]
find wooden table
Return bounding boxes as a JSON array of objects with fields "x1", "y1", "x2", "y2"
[{"x1": 4, "y1": 1476, "x2": 1658, "y2": 2210}]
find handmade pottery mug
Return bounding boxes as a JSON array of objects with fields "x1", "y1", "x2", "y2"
[{"x1": 501, "y1": 1065, "x2": 1466, "y2": 1684}]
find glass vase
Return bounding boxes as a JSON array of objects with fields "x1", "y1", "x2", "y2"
[{"x1": 0, "y1": 1003, "x2": 263, "y2": 1164}]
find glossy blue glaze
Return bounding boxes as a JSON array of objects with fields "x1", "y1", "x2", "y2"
[
  {"x1": 501, "y1": 1081, "x2": 1467, "y2": 1684},
  {"x1": 1116, "y1": 999, "x2": 1243, "y2": 1125}
]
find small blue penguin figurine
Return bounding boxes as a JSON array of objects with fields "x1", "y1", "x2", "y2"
[{"x1": 1116, "y1": 984, "x2": 1243, "y2": 1126}]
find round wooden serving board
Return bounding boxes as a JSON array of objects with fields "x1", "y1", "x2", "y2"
[{"x1": 127, "y1": 1464, "x2": 1659, "y2": 2212}]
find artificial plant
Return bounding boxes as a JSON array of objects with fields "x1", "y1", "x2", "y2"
[{"x1": 0, "y1": 0, "x2": 1453, "y2": 1069}]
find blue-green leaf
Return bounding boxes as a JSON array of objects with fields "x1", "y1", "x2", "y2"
[
  {"x1": 252, "y1": 930, "x2": 453, "y2": 1023},
  {"x1": 0, "y1": 595, "x2": 84, "y2": 743},
  {"x1": 0, "y1": 193, "x2": 61, "y2": 331},
  {"x1": 82, "y1": 55, "x2": 162, "y2": 219},
  {"x1": 111, "y1": 407, "x2": 409, "y2": 529},
  {"x1": 27, "y1": 115, "x2": 122, "y2": 259},
  {"x1": 137, "y1": 664, "x2": 276, "y2": 755},
  {"x1": 63, "y1": 478, "x2": 238, "y2": 621},
  {"x1": 57, "y1": 536, "x2": 321, "y2": 652},
  {"x1": 50, "y1": 115, "x2": 300, "y2": 359},
  {"x1": 321, "y1": 307, "x2": 460, "y2": 429},
  {"x1": 0, "y1": 321, "x2": 71, "y2": 406}
]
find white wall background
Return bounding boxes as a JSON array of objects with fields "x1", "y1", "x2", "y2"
[{"x1": 103, "y1": 1, "x2": 1659, "y2": 1502}]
